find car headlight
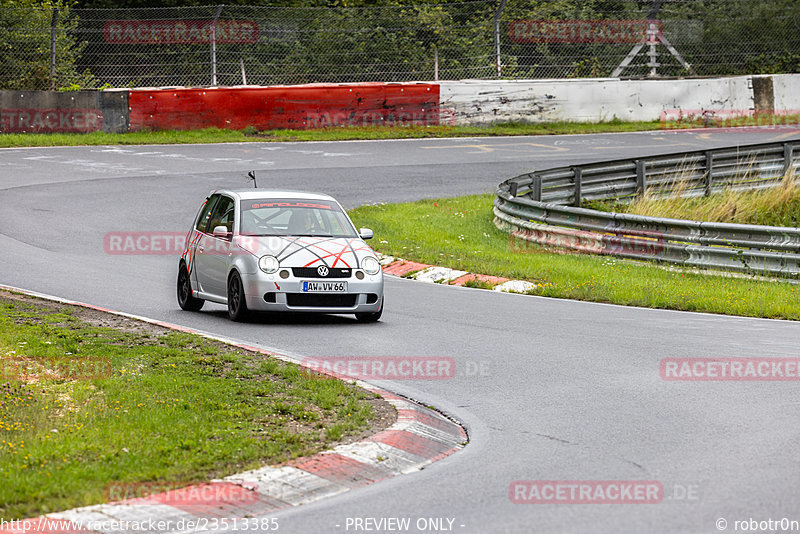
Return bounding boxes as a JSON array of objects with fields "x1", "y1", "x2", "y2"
[
  {"x1": 258, "y1": 255, "x2": 279, "y2": 274},
  {"x1": 362, "y1": 256, "x2": 381, "y2": 275}
]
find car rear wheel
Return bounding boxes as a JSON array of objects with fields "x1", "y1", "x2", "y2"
[
  {"x1": 355, "y1": 299, "x2": 383, "y2": 323},
  {"x1": 227, "y1": 271, "x2": 250, "y2": 322},
  {"x1": 177, "y1": 264, "x2": 204, "y2": 311}
]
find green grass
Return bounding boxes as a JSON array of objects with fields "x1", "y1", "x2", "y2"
[
  {"x1": 0, "y1": 128, "x2": 251, "y2": 148},
  {"x1": 0, "y1": 293, "x2": 379, "y2": 519},
  {"x1": 253, "y1": 120, "x2": 661, "y2": 142},
  {"x1": 591, "y1": 174, "x2": 800, "y2": 228},
  {"x1": 348, "y1": 194, "x2": 800, "y2": 320},
  {"x1": 0, "y1": 120, "x2": 661, "y2": 148}
]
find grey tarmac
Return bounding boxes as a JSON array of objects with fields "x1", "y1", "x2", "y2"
[{"x1": 1, "y1": 128, "x2": 799, "y2": 533}]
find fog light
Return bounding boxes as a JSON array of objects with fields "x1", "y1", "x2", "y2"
[
  {"x1": 279, "y1": 269, "x2": 290, "y2": 279},
  {"x1": 355, "y1": 271, "x2": 365, "y2": 280}
]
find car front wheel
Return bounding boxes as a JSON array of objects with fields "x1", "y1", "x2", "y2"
[
  {"x1": 355, "y1": 299, "x2": 383, "y2": 323},
  {"x1": 227, "y1": 271, "x2": 250, "y2": 322},
  {"x1": 177, "y1": 264, "x2": 204, "y2": 311}
]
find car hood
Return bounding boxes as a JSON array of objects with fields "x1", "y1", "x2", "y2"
[{"x1": 237, "y1": 235, "x2": 377, "y2": 269}]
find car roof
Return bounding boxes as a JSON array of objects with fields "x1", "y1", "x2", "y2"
[{"x1": 212, "y1": 189, "x2": 337, "y2": 202}]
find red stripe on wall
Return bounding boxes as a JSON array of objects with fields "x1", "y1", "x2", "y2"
[{"x1": 128, "y1": 83, "x2": 440, "y2": 131}]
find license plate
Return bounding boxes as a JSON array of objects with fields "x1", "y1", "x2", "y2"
[{"x1": 302, "y1": 281, "x2": 347, "y2": 293}]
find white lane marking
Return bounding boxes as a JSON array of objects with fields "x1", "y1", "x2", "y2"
[{"x1": 93, "y1": 147, "x2": 135, "y2": 153}]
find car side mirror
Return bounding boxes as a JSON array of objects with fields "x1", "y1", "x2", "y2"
[
  {"x1": 212, "y1": 225, "x2": 231, "y2": 238},
  {"x1": 359, "y1": 228, "x2": 373, "y2": 240}
]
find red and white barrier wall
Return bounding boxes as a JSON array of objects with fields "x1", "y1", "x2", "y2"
[
  {"x1": 1, "y1": 75, "x2": 798, "y2": 134},
  {"x1": 128, "y1": 83, "x2": 439, "y2": 131}
]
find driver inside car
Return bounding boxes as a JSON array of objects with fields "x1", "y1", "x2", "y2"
[{"x1": 288, "y1": 209, "x2": 324, "y2": 235}]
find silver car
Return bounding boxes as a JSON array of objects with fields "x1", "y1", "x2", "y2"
[{"x1": 177, "y1": 189, "x2": 384, "y2": 322}]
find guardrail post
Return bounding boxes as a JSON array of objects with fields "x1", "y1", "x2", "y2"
[
  {"x1": 572, "y1": 167, "x2": 582, "y2": 207},
  {"x1": 704, "y1": 151, "x2": 714, "y2": 196},
  {"x1": 635, "y1": 160, "x2": 646, "y2": 197},
  {"x1": 784, "y1": 143, "x2": 794, "y2": 178},
  {"x1": 532, "y1": 174, "x2": 542, "y2": 202}
]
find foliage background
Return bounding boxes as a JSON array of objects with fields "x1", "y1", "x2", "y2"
[{"x1": 1, "y1": 0, "x2": 799, "y2": 90}]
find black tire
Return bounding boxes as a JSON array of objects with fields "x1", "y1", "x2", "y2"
[
  {"x1": 355, "y1": 299, "x2": 383, "y2": 323},
  {"x1": 227, "y1": 271, "x2": 250, "y2": 322},
  {"x1": 177, "y1": 264, "x2": 204, "y2": 311}
]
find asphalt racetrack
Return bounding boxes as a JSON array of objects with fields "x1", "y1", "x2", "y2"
[{"x1": 2, "y1": 128, "x2": 800, "y2": 533}]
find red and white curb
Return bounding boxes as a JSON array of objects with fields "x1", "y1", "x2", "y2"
[
  {"x1": 0, "y1": 284, "x2": 467, "y2": 534},
  {"x1": 377, "y1": 254, "x2": 537, "y2": 293}
]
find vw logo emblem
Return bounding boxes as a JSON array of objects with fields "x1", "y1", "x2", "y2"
[{"x1": 317, "y1": 265, "x2": 330, "y2": 277}]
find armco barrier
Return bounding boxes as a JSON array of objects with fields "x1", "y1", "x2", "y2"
[
  {"x1": 0, "y1": 90, "x2": 128, "y2": 133},
  {"x1": 495, "y1": 140, "x2": 800, "y2": 276},
  {"x1": 128, "y1": 84, "x2": 440, "y2": 131}
]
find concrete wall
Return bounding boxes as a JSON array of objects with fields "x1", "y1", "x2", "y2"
[
  {"x1": 438, "y1": 76, "x2": 764, "y2": 125},
  {"x1": 0, "y1": 90, "x2": 128, "y2": 133},
  {"x1": 771, "y1": 74, "x2": 800, "y2": 113}
]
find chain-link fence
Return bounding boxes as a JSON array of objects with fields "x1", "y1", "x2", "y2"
[{"x1": 2, "y1": 0, "x2": 799, "y2": 90}]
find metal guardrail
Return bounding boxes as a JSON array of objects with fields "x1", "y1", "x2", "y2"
[{"x1": 495, "y1": 140, "x2": 800, "y2": 276}]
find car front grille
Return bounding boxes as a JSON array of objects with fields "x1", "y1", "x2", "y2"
[
  {"x1": 292, "y1": 267, "x2": 351, "y2": 278},
  {"x1": 286, "y1": 294, "x2": 358, "y2": 308}
]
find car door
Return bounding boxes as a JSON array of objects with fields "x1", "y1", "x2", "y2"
[
  {"x1": 194, "y1": 195, "x2": 235, "y2": 299},
  {"x1": 188, "y1": 194, "x2": 219, "y2": 290}
]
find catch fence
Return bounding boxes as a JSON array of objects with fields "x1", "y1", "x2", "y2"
[{"x1": 2, "y1": 0, "x2": 799, "y2": 90}]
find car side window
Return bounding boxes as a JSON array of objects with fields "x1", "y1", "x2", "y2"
[
  {"x1": 207, "y1": 196, "x2": 235, "y2": 236},
  {"x1": 196, "y1": 195, "x2": 219, "y2": 233}
]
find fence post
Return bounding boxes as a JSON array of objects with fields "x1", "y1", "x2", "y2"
[
  {"x1": 784, "y1": 143, "x2": 794, "y2": 178},
  {"x1": 705, "y1": 151, "x2": 714, "y2": 196},
  {"x1": 532, "y1": 174, "x2": 542, "y2": 202},
  {"x1": 210, "y1": 5, "x2": 223, "y2": 86},
  {"x1": 49, "y1": 8, "x2": 59, "y2": 90},
  {"x1": 493, "y1": 0, "x2": 507, "y2": 78},
  {"x1": 635, "y1": 159, "x2": 647, "y2": 197},
  {"x1": 572, "y1": 167, "x2": 582, "y2": 207}
]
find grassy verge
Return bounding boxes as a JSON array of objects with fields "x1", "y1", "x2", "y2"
[
  {"x1": 348, "y1": 194, "x2": 800, "y2": 320},
  {"x1": 0, "y1": 291, "x2": 389, "y2": 519},
  {"x1": 589, "y1": 175, "x2": 800, "y2": 227},
  {"x1": 0, "y1": 120, "x2": 661, "y2": 148}
]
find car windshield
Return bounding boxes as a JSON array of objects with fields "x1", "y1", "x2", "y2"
[{"x1": 239, "y1": 199, "x2": 358, "y2": 238}]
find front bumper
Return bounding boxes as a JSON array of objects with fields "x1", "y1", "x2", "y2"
[{"x1": 241, "y1": 270, "x2": 384, "y2": 313}]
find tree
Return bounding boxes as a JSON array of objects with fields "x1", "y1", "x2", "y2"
[{"x1": 0, "y1": 0, "x2": 95, "y2": 90}]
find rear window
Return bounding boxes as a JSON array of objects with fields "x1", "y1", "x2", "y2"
[{"x1": 240, "y1": 199, "x2": 357, "y2": 238}]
